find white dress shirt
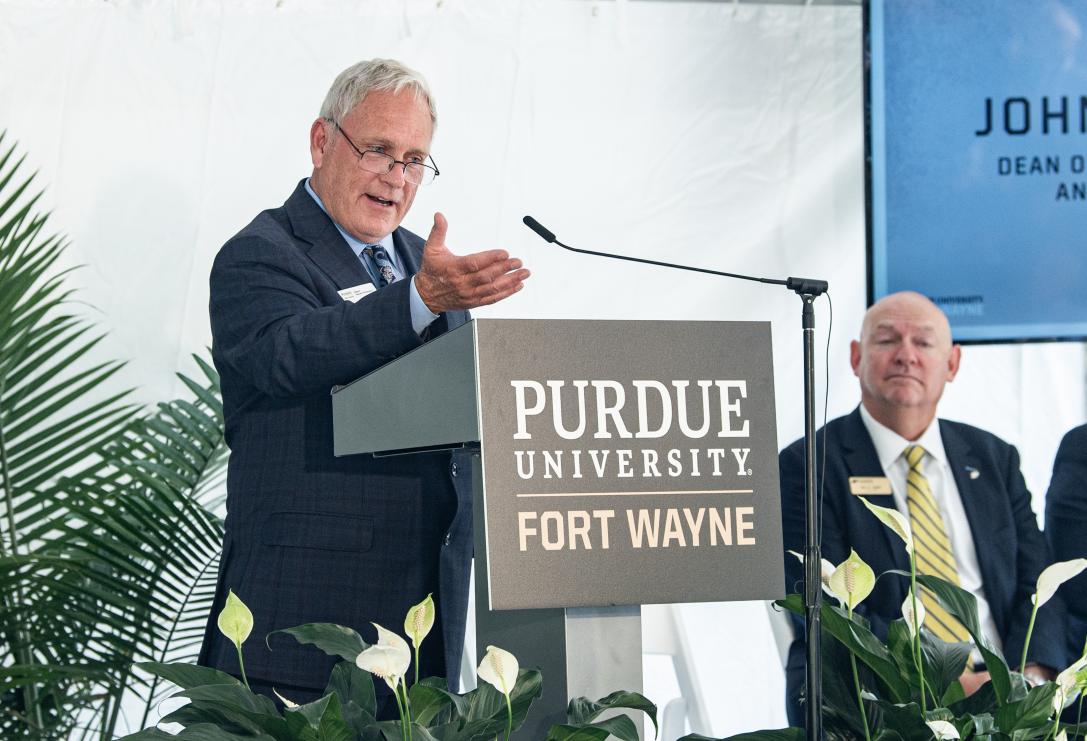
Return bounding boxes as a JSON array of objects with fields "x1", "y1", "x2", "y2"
[
  {"x1": 304, "y1": 179, "x2": 438, "y2": 335},
  {"x1": 859, "y1": 404, "x2": 1002, "y2": 655}
]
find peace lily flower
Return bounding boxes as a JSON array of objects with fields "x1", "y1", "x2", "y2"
[
  {"x1": 826, "y1": 550, "x2": 876, "y2": 741},
  {"x1": 355, "y1": 623, "x2": 411, "y2": 692},
  {"x1": 926, "y1": 719, "x2": 960, "y2": 739},
  {"x1": 829, "y1": 550, "x2": 876, "y2": 612},
  {"x1": 404, "y1": 594, "x2": 435, "y2": 686},
  {"x1": 901, "y1": 588, "x2": 926, "y2": 638},
  {"x1": 859, "y1": 497, "x2": 913, "y2": 554},
  {"x1": 478, "y1": 645, "x2": 520, "y2": 741},
  {"x1": 1052, "y1": 653, "x2": 1087, "y2": 715},
  {"x1": 274, "y1": 689, "x2": 299, "y2": 709},
  {"x1": 1022, "y1": 558, "x2": 1087, "y2": 670},
  {"x1": 1033, "y1": 559, "x2": 1087, "y2": 608},
  {"x1": 216, "y1": 590, "x2": 254, "y2": 690},
  {"x1": 357, "y1": 623, "x2": 414, "y2": 740}
]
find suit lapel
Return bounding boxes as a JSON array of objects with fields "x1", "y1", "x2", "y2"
[
  {"x1": 841, "y1": 408, "x2": 911, "y2": 574},
  {"x1": 940, "y1": 421, "x2": 998, "y2": 586},
  {"x1": 284, "y1": 180, "x2": 373, "y2": 290}
]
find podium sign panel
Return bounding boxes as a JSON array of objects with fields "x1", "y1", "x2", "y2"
[{"x1": 474, "y1": 319, "x2": 784, "y2": 610}]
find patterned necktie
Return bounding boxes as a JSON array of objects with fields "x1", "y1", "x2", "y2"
[
  {"x1": 363, "y1": 245, "x2": 398, "y2": 287},
  {"x1": 904, "y1": 444, "x2": 971, "y2": 643}
]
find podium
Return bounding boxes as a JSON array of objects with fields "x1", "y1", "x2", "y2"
[{"x1": 331, "y1": 319, "x2": 784, "y2": 738}]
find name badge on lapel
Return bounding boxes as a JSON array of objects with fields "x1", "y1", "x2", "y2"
[
  {"x1": 338, "y1": 283, "x2": 377, "y2": 303},
  {"x1": 849, "y1": 476, "x2": 892, "y2": 495}
]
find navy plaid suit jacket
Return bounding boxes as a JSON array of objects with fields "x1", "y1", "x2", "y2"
[
  {"x1": 198, "y1": 180, "x2": 474, "y2": 693},
  {"x1": 779, "y1": 407, "x2": 1065, "y2": 725}
]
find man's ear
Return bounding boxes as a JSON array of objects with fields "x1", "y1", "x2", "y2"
[
  {"x1": 309, "y1": 118, "x2": 329, "y2": 168},
  {"x1": 849, "y1": 339, "x2": 862, "y2": 377},
  {"x1": 946, "y1": 344, "x2": 962, "y2": 382}
]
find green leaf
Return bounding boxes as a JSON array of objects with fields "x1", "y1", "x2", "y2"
[
  {"x1": 285, "y1": 693, "x2": 354, "y2": 741},
  {"x1": 408, "y1": 677, "x2": 467, "y2": 726},
  {"x1": 994, "y1": 683, "x2": 1057, "y2": 734},
  {"x1": 680, "y1": 730, "x2": 803, "y2": 741},
  {"x1": 136, "y1": 661, "x2": 241, "y2": 690},
  {"x1": 547, "y1": 714, "x2": 640, "y2": 741},
  {"x1": 567, "y1": 690, "x2": 657, "y2": 734},
  {"x1": 919, "y1": 631, "x2": 973, "y2": 702},
  {"x1": 324, "y1": 660, "x2": 377, "y2": 718},
  {"x1": 118, "y1": 724, "x2": 274, "y2": 741},
  {"x1": 778, "y1": 594, "x2": 912, "y2": 702},
  {"x1": 268, "y1": 623, "x2": 369, "y2": 662},
  {"x1": 899, "y1": 571, "x2": 1013, "y2": 705},
  {"x1": 867, "y1": 700, "x2": 933, "y2": 741}
]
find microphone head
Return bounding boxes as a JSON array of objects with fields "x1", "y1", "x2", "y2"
[{"x1": 522, "y1": 215, "x2": 556, "y2": 244}]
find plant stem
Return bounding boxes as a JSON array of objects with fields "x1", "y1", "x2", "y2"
[
  {"x1": 402, "y1": 681, "x2": 414, "y2": 736},
  {"x1": 848, "y1": 606, "x2": 872, "y2": 741},
  {"x1": 414, "y1": 645, "x2": 420, "y2": 688},
  {"x1": 392, "y1": 681, "x2": 410, "y2": 741},
  {"x1": 504, "y1": 693, "x2": 513, "y2": 741},
  {"x1": 1020, "y1": 600, "x2": 1039, "y2": 672},
  {"x1": 910, "y1": 550, "x2": 926, "y2": 714},
  {"x1": 234, "y1": 642, "x2": 251, "y2": 691},
  {"x1": 1077, "y1": 693, "x2": 1084, "y2": 740}
]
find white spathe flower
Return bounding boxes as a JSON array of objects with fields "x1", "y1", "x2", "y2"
[
  {"x1": 788, "y1": 550, "x2": 839, "y2": 603},
  {"x1": 1053, "y1": 653, "x2": 1087, "y2": 713},
  {"x1": 829, "y1": 550, "x2": 876, "y2": 611},
  {"x1": 902, "y1": 589, "x2": 926, "y2": 637},
  {"x1": 273, "y1": 689, "x2": 299, "y2": 708},
  {"x1": 859, "y1": 497, "x2": 913, "y2": 554},
  {"x1": 1033, "y1": 559, "x2": 1087, "y2": 608},
  {"x1": 216, "y1": 590, "x2": 253, "y2": 648},
  {"x1": 477, "y1": 645, "x2": 519, "y2": 697},
  {"x1": 355, "y1": 623, "x2": 411, "y2": 691},
  {"x1": 926, "y1": 720, "x2": 960, "y2": 739},
  {"x1": 404, "y1": 593, "x2": 435, "y2": 650}
]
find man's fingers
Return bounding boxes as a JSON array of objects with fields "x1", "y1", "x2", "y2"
[
  {"x1": 460, "y1": 248, "x2": 510, "y2": 272},
  {"x1": 426, "y1": 211, "x2": 449, "y2": 249},
  {"x1": 464, "y1": 267, "x2": 531, "y2": 303}
]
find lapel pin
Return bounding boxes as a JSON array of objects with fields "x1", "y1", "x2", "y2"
[{"x1": 965, "y1": 466, "x2": 980, "y2": 480}]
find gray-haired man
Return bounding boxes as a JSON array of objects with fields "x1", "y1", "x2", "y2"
[{"x1": 198, "y1": 59, "x2": 529, "y2": 709}]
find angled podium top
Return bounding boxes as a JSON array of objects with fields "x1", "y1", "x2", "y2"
[{"x1": 331, "y1": 319, "x2": 481, "y2": 456}]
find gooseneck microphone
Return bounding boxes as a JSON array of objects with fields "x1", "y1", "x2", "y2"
[{"x1": 520, "y1": 215, "x2": 827, "y2": 295}]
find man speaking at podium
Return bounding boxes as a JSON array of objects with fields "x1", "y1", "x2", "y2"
[
  {"x1": 779, "y1": 291, "x2": 1062, "y2": 725},
  {"x1": 199, "y1": 59, "x2": 529, "y2": 706}
]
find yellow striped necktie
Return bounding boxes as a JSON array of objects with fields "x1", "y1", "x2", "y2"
[{"x1": 904, "y1": 444, "x2": 971, "y2": 643}]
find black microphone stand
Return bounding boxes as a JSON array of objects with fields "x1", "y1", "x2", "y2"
[{"x1": 522, "y1": 216, "x2": 828, "y2": 739}]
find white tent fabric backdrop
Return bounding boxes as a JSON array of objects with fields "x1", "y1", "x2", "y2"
[{"x1": 2, "y1": 0, "x2": 1084, "y2": 736}]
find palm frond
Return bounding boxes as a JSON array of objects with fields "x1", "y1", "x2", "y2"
[{"x1": 0, "y1": 131, "x2": 228, "y2": 740}]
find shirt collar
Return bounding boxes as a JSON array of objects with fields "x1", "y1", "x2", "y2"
[
  {"x1": 858, "y1": 404, "x2": 947, "y2": 469},
  {"x1": 304, "y1": 178, "x2": 394, "y2": 258}
]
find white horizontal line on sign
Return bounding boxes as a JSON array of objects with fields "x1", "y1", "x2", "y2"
[{"x1": 515, "y1": 489, "x2": 754, "y2": 498}]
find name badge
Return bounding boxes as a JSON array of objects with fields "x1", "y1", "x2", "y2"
[
  {"x1": 338, "y1": 283, "x2": 377, "y2": 303},
  {"x1": 849, "y1": 476, "x2": 892, "y2": 495}
]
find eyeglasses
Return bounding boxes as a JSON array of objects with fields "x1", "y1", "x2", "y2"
[{"x1": 328, "y1": 119, "x2": 440, "y2": 186}]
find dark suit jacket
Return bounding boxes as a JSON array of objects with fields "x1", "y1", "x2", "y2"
[
  {"x1": 779, "y1": 407, "x2": 1063, "y2": 725},
  {"x1": 1045, "y1": 424, "x2": 1087, "y2": 662},
  {"x1": 198, "y1": 180, "x2": 473, "y2": 693}
]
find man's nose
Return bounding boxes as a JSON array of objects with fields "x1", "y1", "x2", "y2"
[
  {"x1": 893, "y1": 343, "x2": 918, "y2": 365},
  {"x1": 380, "y1": 162, "x2": 408, "y2": 187}
]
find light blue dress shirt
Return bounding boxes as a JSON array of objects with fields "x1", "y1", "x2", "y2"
[{"x1": 305, "y1": 179, "x2": 438, "y2": 335}]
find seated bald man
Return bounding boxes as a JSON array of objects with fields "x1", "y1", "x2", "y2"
[{"x1": 778, "y1": 291, "x2": 1063, "y2": 726}]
